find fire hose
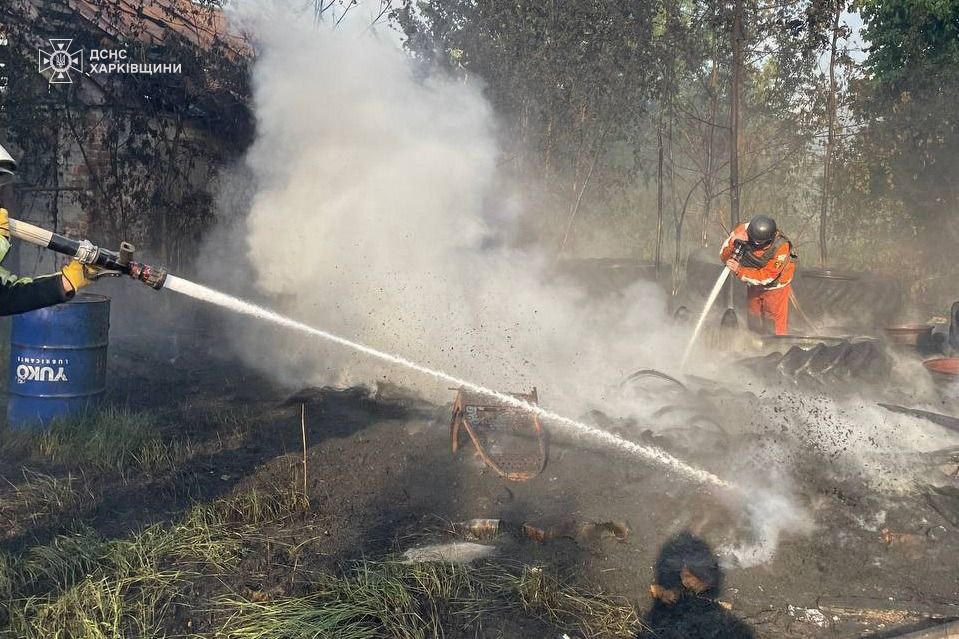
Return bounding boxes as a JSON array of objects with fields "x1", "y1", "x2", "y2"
[{"x1": 7, "y1": 217, "x2": 168, "y2": 290}]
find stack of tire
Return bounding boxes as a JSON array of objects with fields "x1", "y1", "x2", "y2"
[
  {"x1": 554, "y1": 258, "x2": 663, "y2": 298},
  {"x1": 792, "y1": 269, "x2": 902, "y2": 329},
  {"x1": 684, "y1": 247, "x2": 903, "y2": 329},
  {"x1": 738, "y1": 339, "x2": 893, "y2": 389}
]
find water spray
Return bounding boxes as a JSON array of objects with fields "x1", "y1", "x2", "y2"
[
  {"x1": 681, "y1": 242, "x2": 746, "y2": 369},
  {"x1": 7, "y1": 218, "x2": 168, "y2": 290},
  {"x1": 681, "y1": 268, "x2": 731, "y2": 369},
  {"x1": 162, "y1": 275, "x2": 731, "y2": 490},
  {"x1": 2, "y1": 218, "x2": 730, "y2": 490}
]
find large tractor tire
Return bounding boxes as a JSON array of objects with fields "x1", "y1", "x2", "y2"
[
  {"x1": 791, "y1": 269, "x2": 902, "y2": 329},
  {"x1": 739, "y1": 339, "x2": 893, "y2": 389},
  {"x1": 554, "y1": 258, "x2": 664, "y2": 298}
]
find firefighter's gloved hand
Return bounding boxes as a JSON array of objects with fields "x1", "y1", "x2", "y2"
[
  {"x1": 725, "y1": 258, "x2": 741, "y2": 274},
  {"x1": 0, "y1": 208, "x2": 9, "y2": 239},
  {"x1": 61, "y1": 260, "x2": 98, "y2": 292}
]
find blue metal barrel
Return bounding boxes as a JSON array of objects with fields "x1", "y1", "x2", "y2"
[{"x1": 8, "y1": 293, "x2": 110, "y2": 429}]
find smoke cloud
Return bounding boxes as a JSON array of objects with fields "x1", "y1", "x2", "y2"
[
  {"x1": 199, "y1": 5, "x2": 954, "y2": 568},
  {"x1": 213, "y1": 6, "x2": 686, "y2": 418}
]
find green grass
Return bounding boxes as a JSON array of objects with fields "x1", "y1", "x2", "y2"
[
  {"x1": 206, "y1": 407, "x2": 256, "y2": 438},
  {"x1": 3, "y1": 509, "x2": 244, "y2": 637},
  {"x1": 0, "y1": 468, "x2": 312, "y2": 639},
  {"x1": 36, "y1": 406, "x2": 165, "y2": 472},
  {"x1": 21, "y1": 404, "x2": 258, "y2": 477},
  {"x1": 0, "y1": 415, "x2": 639, "y2": 639},
  {"x1": 216, "y1": 561, "x2": 641, "y2": 639},
  {"x1": 506, "y1": 565, "x2": 640, "y2": 637},
  {"x1": 1, "y1": 496, "x2": 640, "y2": 639},
  {"x1": 0, "y1": 405, "x2": 191, "y2": 476},
  {"x1": 1, "y1": 404, "x2": 255, "y2": 480},
  {"x1": 0, "y1": 469, "x2": 95, "y2": 530},
  {"x1": 209, "y1": 480, "x2": 310, "y2": 527}
]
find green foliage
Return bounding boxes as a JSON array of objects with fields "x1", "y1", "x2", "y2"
[
  {"x1": 395, "y1": 0, "x2": 847, "y2": 263},
  {"x1": 0, "y1": 1, "x2": 252, "y2": 267},
  {"x1": 851, "y1": 0, "x2": 959, "y2": 295},
  {"x1": 396, "y1": 0, "x2": 665, "y2": 241},
  {"x1": 859, "y1": 0, "x2": 959, "y2": 87},
  {"x1": 0, "y1": 470, "x2": 95, "y2": 534}
]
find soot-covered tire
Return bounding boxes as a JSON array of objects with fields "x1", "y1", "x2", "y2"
[
  {"x1": 791, "y1": 269, "x2": 902, "y2": 328},
  {"x1": 686, "y1": 248, "x2": 902, "y2": 328},
  {"x1": 739, "y1": 339, "x2": 893, "y2": 388}
]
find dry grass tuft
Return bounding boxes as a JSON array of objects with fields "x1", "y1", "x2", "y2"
[
  {"x1": 217, "y1": 561, "x2": 641, "y2": 639},
  {"x1": 0, "y1": 429, "x2": 639, "y2": 639},
  {"x1": 17, "y1": 405, "x2": 190, "y2": 476}
]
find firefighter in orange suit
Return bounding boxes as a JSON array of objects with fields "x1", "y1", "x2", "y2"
[{"x1": 720, "y1": 215, "x2": 796, "y2": 335}]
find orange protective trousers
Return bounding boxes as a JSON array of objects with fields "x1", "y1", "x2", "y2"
[{"x1": 747, "y1": 283, "x2": 790, "y2": 335}]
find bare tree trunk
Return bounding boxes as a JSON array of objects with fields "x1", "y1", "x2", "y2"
[
  {"x1": 702, "y1": 60, "x2": 718, "y2": 246},
  {"x1": 559, "y1": 139, "x2": 601, "y2": 255},
  {"x1": 674, "y1": 179, "x2": 702, "y2": 295},
  {"x1": 728, "y1": 0, "x2": 744, "y2": 307},
  {"x1": 674, "y1": 217, "x2": 683, "y2": 294},
  {"x1": 655, "y1": 127, "x2": 664, "y2": 276},
  {"x1": 559, "y1": 119, "x2": 610, "y2": 255},
  {"x1": 729, "y1": 0, "x2": 743, "y2": 229},
  {"x1": 819, "y1": 1, "x2": 840, "y2": 267}
]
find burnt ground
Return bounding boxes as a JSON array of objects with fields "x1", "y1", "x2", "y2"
[{"x1": 1, "y1": 327, "x2": 958, "y2": 638}]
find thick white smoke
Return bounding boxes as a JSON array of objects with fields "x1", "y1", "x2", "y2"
[{"x1": 215, "y1": 7, "x2": 687, "y2": 417}]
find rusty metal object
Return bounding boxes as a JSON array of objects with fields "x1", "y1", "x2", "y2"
[
  {"x1": 520, "y1": 520, "x2": 629, "y2": 543},
  {"x1": 885, "y1": 323, "x2": 935, "y2": 347},
  {"x1": 924, "y1": 358, "x2": 959, "y2": 398},
  {"x1": 880, "y1": 528, "x2": 925, "y2": 546},
  {"x1": 648, "y1": 564, "x2": 716, "y2": 605},
  {"x1": 450, "y1": 387, "x2": 546, "y2": 481},
  {"x1": 924, "y1": 357, "x2": 959, "y2": 381},
  {"x1": 680, "y1": 564, "x2": 711, "y2": 594},
  {"x1": 453, "y1": 519, "x2": 500, "y2": 538},
  {"x1": 521, "y1": 523, "x2": 548, "y2": 543},
  {"x1": 649, "y1": 584, "x2": 680, "y2": 604},
  {"x1": 454, "y1": 518, "x2": 628, "y2": 545}
]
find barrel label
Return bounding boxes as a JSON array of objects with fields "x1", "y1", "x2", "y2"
[
  {"x1": 15, "y1": 356, "x2": 70, "y2": 384},
  {"x1": 16, "y1": 364, "x2": 68, "y2": 383}
]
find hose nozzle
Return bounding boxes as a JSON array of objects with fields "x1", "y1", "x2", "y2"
[
  {"x1": 6, "y1": 217, "x2": 169, "y2": 290},
  {"x1": 128, "y1": 262, "x2": 168, "y2": 290}
]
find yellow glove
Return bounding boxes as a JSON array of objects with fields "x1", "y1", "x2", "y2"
[
  {"x1": 0, "y1": 208, "x2": 8, "y2": 239},
  {"x1": 61, "y1": 260, "x2": 94, "y2": 291}
]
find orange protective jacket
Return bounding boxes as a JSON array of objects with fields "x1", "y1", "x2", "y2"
[{"x1": 719, "y1": 223, "x2": 795, "y2": 289}]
